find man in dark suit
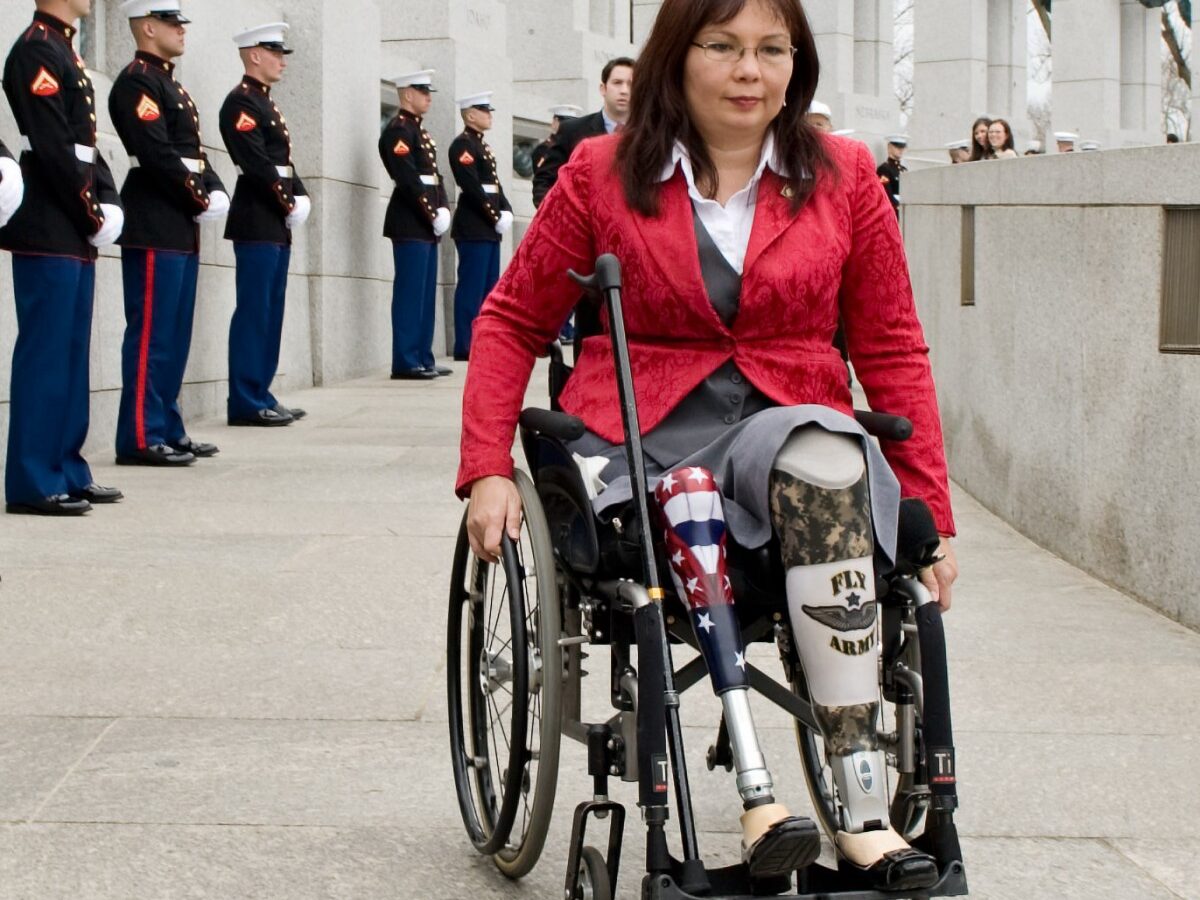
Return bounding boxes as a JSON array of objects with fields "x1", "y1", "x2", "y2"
[
  {"x1": 531, "y1": 57, "x2": 633, "y2": 208},
  {"x1": 219, "y1": 22, "x2": 310, "y2": 426},
  {"x1": 448, "y1": 91, "x2": 511, "y2": 361},
  {"x1": 1, "y1": 0, "x2": 125, "y2": 515},
  {"x1": 110, "y1": 0, "x2": 228, "y2": 467}
]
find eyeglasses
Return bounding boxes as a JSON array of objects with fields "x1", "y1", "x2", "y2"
[{"x1": 690, "y1": 41, "x2": 796, "y2": 66}]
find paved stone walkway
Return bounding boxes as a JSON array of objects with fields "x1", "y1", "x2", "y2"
[{"x1": 0, "y1": 370, "x2": 1196, "y2": 899}]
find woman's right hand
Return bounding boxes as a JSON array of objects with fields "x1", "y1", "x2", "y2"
[{"x1": 466, "y1": 475, "x2": 523, "y2": 563}]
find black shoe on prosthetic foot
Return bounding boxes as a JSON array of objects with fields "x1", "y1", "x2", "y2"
[
  {"x1": 841, "y1": 846, "x2": 939, "y2": 892},
  {"x1": 744, "y1": 816, "x2": 821, "y2": 880}
]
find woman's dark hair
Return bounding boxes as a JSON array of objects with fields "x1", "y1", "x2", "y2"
[
  {"x1": 615, "y1": 0, "x2": 832, "y2": 216},
  {"x1": 969, "y1": 116, "x2": 993, "y2": 162},
  {"x1": 987, "y1": 118, "x2": 1015, "y2": 153}
]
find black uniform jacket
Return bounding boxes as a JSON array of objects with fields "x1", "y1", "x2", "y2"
[
  {"x1": 0, "y1": 12, "x2": 121, "y2": 260},
  {"x1": 110, "y1": 51, "x2": 226, "y2": 253},
  {"x1": 378, "y1": 110, "x2": 447, "y2": 242},
  {"x1": 530, "y1": 138, "x2": 551, "y2": 173},
  {"x1": 448, "y1": 128, "x2": 511, "y2": 242},
  {"x1": 875, "y1": 158, "x2": 905, "y2": 209},
  {"x1": 531, "y1": 110, "x2": 605, "y2": 207},
  {"x1": 219, "y1": 76, "x2": 306, "y2": 245}
]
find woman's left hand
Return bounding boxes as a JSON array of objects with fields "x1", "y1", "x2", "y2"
[{"x1": 918, "y1": 537, "x2": 958, "y2": 613}]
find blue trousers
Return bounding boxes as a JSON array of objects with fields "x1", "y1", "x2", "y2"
[
  {"x1": 117, "y1": 249, "x2": 199, "y2": 456},
  {"x1": 5, "y1": 255, "x2": 95, "y2": 504},
  {"x1": 391, "y1": 240, "x2": 439, "y2": 373},
  {"x1": 453, "y1": 240, "x2": 500, "y2": 359},
  {"x1": 229, "y1": 242, "x2": 290, "y2": 420}
]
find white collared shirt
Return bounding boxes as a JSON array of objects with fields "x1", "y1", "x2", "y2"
[
  {"x1": 602, "y1": 109, "x2": 620, "y2": 134},
  {"x1": 657, "y1": 133, "x2": 786, "y2": 274}
]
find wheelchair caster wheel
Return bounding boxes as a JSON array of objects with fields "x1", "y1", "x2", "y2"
[{"x1": 574, "y1": 846, "x2": 612, "y2": 900}]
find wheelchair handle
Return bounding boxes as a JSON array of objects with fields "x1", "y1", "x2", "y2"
[
  {"x1": 567, "y1": 253, "x2": 622, "y2": 295},
  {"x1": 854, "y1": 410, "x2": 913, "y2": 442},
  {"x1": 518, "y1": 407, "x2": 586, "y2": 441}
]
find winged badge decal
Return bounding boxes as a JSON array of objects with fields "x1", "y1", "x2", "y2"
[{"x1": 801, "y1": 598, "x2": 877, "y2": 632}]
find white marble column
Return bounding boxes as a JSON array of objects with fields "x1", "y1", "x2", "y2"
[
  {"x1": 853, "y1": 0, "x2": 892, "y2": 97},
  {"x1": 1194, "y1": 0, "x2": 1199, "y2": 139},
  {"x1": 808, "y1": 0, "x2": 854, "y2": 102},
  {"x1": 1052, "y1": 0, "x2": 1121, "y2": 147},
  {"x1": 986, "y1": 0, "x2": 1027, "y2": 140},
  {"x1": 1118, "y1": 0, "x2": 1162, "y2": 139},
  {"x1": 909, "y1": 0, "x2": 989, "y2": 157}
]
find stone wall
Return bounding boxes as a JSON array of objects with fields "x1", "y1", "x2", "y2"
[{"x1": 903, "y1": 146, "x2": 1200, "y2": 627}]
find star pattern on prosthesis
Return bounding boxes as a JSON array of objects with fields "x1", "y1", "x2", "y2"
[{"x1": 696, "y1": 612, "x2": 714, "y2": 633}]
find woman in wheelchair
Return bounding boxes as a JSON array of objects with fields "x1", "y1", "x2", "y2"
[{"x1": 457, "y1": 0, "x2": 958, "y2": 892}]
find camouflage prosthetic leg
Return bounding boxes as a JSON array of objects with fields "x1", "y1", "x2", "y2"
[
  {"x1": 771, "y1": 427, "x2": 937, "y2": 889},
  {"x1": 656, "y1": 466, "x2": 819, "y2": 879}
]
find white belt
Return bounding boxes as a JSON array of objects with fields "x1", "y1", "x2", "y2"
[
  {"x1": 130, "y1": 155, "x2": 203, "y2": 173},
  {"x1": 235, "y1": 164, "x2": 293, "y2": 178},
  {"x1": 19, "y1": 136, "x2": 96, "y2": 163},
  {"x1": 419, "y1": 174, "x2": 437, "y2": 186},
  {"x1": 482, "y1": 184, "x2": 499, "y2": 194}
]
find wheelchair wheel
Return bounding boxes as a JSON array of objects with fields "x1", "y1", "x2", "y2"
[
  {"x1": 791, "y1": 613, "x2": 927, "y2": 842},
  {"x1": 447, "y1": 469, "x2": 563, "y2": 877},
  {"x1": 574, "y1": 846, "x2": 612, "y2": 900}
]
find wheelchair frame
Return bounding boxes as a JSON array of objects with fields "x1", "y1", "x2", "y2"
[{"x1": 447, "y1": 255, "x2": 968, "y2": 899}]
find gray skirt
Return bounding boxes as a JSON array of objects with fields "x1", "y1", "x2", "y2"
[{"x1": 565, "y1": 405, "x2": 902, "y2": 565}]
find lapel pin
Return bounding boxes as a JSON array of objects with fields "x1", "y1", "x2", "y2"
[{"x1": 780, "y1": 185, "x2": 795, "y2": 198}]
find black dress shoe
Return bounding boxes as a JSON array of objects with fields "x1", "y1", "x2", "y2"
[
  {"x1": 426, "y1": 365, "x2": 453, "y2": 376},
  {"x1": 842, "y1": 847, "x2": 939, "y2": 892},
  {"x1": 174, "y1": 437, "x2": 219, "y2": 457},
  {"x1": 274, "y1": 404, "x2": 306, "y2": 420},
  {"x1": 116, "y1": 444, "x2": 196, "y2": 466},
  {"x1": 6, "y1": 494, "x2": 91, "y2": 516},
  {"x1": 69, "y1": 483, "x2": 123, "y2": 504},
  {"x1": 229, "y1": 408, "x2": 294, "y2": 426},
  {"x1": 745, "y1": 817, "x2": 821, "y2": 880},
  {"x1": 391, "y1": 368, "x2": 438, "y2": 380},
  {"x1": 452, "y1": 354, "x2": 469, "y2": 362}
]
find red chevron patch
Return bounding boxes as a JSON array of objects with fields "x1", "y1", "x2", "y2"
[
  {"x1": 30, "y1": 67, "x2": 59, "y2": 97},
  {"x1": 235, "y1": 112, "x2": 257, "y2": 132},
  {"x1": 136, "y1": 94, "x2": 161, "y2": 122}
]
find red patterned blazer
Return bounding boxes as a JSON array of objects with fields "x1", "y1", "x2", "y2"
[{"x1": 456, "y1": 133, "x2": 956, "y2": 536}]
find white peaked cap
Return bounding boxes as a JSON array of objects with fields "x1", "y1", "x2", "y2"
[
  {"x1": 807, "y1": 100, "x2": 832, "y2": 118},
  {"x1": 120, "y1": 0, "x2": 189, "y2": 20},
  {"x1": 1079, "y1": 140, "x2": 1101, "y2": 151},
  {"x1": 234, "y1": 22, "x2": 290, "y2": 50},
  {"x1": 393, "y1": 70, "x2": 435, "y2": 88},
  {"x1": 457, "y1": 91, "x2": 495, "y2": 110},
  {"x1": 831, "y1": 128, "x2": 855, "y2": 137},
  {"x1": 886, "y1": 133, "x2": 909, "y2": 146},
  {"x1": 944, "y1": 139, "x2": 970, "y2": 150},
  {"x1": 550, "y1": 104, "x2": 584, "y2": 119},
  {"x1": 1053, "y1": 131, "x2": 1079, "y2": 142}
]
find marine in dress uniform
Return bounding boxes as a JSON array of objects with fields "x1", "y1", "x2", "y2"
[
  {"x1": 0, "y1": 3, "x2": 125, "y2": 516},
  {"x1": 380, "y1": 69, "x2": 450, "y2": 380},
  {"x1": 110, "y1": 0, "x2": 228, "y2": 467},
  {"x1": 448, "y1": 91, "x2": 512, "y2": 361},
  {"x1": 219, "y1": 22, "x2": 310, "y2": 425},
  {"x1": 529, "y1": 103, "x2": 581, "y2": 175},
  {"x1": 875, "y1": 133, "x2": 907, "y2": 216}
]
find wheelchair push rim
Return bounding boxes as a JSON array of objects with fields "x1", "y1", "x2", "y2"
[{"x1": 446, "y1": 469, "x2": 563, "y2": 875}]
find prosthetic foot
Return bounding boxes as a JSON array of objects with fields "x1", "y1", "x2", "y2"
[{"x1": 741, "y1": 803, "x2": 821, "y2": 879}]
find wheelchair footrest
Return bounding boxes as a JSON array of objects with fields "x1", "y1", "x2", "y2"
[{"x1": 643, "y1": 860, "x2": 968, "y2": 900}]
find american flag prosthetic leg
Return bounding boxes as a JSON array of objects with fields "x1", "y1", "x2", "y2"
[{"x1": 656, "y1": 467, "x2": 820, "y2": 877}]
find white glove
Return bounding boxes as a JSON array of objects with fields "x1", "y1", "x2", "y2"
[
  {"x1": 0, "y1": 156, "x2": 25, "y2": 227},
  {"x1": 194, "y1": 189, "x2": 230, "y2": 223},
  {"x1": 88, "y1": 203, "x2": 124, "y2": 248},
  {"x1": 285, "y1": 194, "x2": 311, "y2": 229},
  {"x1": 494, "y1": 210, "x2": 514, "y2": 235},
  {"x1": 432, "y1": 206, "x2": 451, "y2": 237}
]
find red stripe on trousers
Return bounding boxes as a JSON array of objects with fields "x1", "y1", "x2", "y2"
[{"x1": 135, "y1": 250, "x2": 156, "y2": 450}]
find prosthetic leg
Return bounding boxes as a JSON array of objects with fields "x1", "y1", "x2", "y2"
[
  {"x1": 770, "y1": 428, "x2": 938, "y2": 893},
  {"x1": 655, "y1": 467, "x2": 820, "y2": 880}
]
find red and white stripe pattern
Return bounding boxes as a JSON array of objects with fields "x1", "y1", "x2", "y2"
[{"x1": 656, "y1": 466, "x2": 746, "y2": 693}]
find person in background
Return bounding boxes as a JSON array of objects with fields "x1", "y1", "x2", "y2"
[
  {"x1": 1, "y1": 0, "x2": 125, "y2": 516},
  {"x1": 804, "y1": 99, "x2": 831, "y2": 133},
  {"x1": 968, "y1": 116, "x2": 992, "y2": 162},
  {"x1": 1023, "y1": 139, "x2": 1043, "y2": 156},
  {"x1": 1167, "y1": 133, "x2": 1180, "y2": 144},
  {"x1": 530, "y1": 104, "x2": 583, "y2": 173},
  {"x1": 110, "y1": 0, "x2": 228, "y2": 468},
  {"x1": 986, "y1": 119, "x2": 1017, "y2": 159},
  {"x1": 875, "y1": 133, "x2": 907, "y2": 214},
  {"x1": 1054, "y1": 131, "x2": 1078, "y2": 153},
  {"x1": 944, "y1": 139, "x2": 969, "y2": 164}
]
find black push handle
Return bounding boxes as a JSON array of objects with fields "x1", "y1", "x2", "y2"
[
  {"x1": 854, "y1": 410, "x2": 913, "y2": 442},
  {"x1": 518, "y1": 408, "x2": 586, "y2": 441},
  {"x1": 568, "y1": 253, "x2": 622, "y2": 295}
]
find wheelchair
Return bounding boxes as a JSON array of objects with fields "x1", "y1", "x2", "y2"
[{"x1": 447, "y1": 255, "x2": 968, "y2": 899}]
